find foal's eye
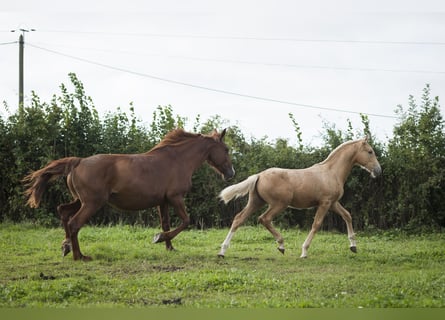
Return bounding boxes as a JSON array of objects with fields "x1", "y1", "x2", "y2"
[{"x1": 368, "y1": 150, "x2": 373, "y2": 155}]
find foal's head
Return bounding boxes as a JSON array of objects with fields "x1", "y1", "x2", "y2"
[
  {"x1": 354, "y1": 136, "x2": 382, "y2": 178},
  {"x1": 206, "y1": 129, "x2": 235, "y2": 181}
]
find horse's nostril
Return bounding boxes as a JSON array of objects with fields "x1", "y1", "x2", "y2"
[{"x1": 224, "y1": 167, "x2": 235, "y2": 181}]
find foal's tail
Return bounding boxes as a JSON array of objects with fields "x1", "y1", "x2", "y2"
[
  {"x1": 23, "y1": 157, "x2": 82, "y2": 208},
  {"x1": 219, "y1": 174, "x2": 259, "y2": 204}
]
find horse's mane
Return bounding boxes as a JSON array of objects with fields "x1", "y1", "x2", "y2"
[
  {"x1": 148, "y1": 129, "x2": 202, "y2": 153},
  {"x1": 319, "y1": 138, "x2": 363, "y2": 165}
]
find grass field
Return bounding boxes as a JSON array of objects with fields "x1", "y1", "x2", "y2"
[{"x1": 0, "y1": 223, "x2": 444, "y2": 308}]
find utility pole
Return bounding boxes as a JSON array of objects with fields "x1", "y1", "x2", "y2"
[{"x1": 11, "y1": 28, "x2": 35, "y2": 110}]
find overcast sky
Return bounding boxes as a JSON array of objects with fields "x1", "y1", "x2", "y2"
[{"x1": 1, "y1": 0, "x2": 444, "y2": 146}]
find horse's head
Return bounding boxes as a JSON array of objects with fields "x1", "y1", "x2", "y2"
[
  {"x1": 355, "y1": 136, "x2": 382, "y2": 178},
  {"x1": 206, "y1": 128, "x2": 235, "y2": 181}
]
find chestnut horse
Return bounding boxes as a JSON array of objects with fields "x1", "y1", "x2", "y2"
[
  {"x1": 24, "y1": 128, "x2": 235, "y2": 261},
  {"x1": 218, "y1": 136, "x2": 381, "y2": 258}
]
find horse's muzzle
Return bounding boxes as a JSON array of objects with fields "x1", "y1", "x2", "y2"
[{"x1": 223, "y1": 166, "x2": 235, "y2": 181}]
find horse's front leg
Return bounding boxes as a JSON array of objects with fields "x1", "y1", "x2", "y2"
[
  {"x1": 154, "y1": 203, "x2": 174, "y2": 250},
  {"x1": 153, "y1": 196, "x2": 190, "y2": 245},
  {"x1": 331, "y1": 202, "x2": 357, "y2": 253}
]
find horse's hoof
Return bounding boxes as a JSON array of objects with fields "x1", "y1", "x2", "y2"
[
  {"x1": 350, "y1": 246, "x2": 357, "y2": 253},
  {"x1": 277, "y1": 247, "x2": 285, "y2": 255},
  {"x1": 217, "y1": 254, "x2": 225, "y2": 259},
  {"x1": 153, "y1": 233, "x2": 166, "y2": 243},
  {"x1": 73, "y1": 254, "x2": 92, "y2": 262},
  {"x1": 81, "y1": 255, "x2": 93, "y2": 262},
  {"x1": 61, "y1": 241, "x2": 72, "y2": 257}
]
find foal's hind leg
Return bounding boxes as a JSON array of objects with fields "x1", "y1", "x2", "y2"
[
  {"x1": 57, "y1": 199, "x2": 81, "y2": 257},
  {"x1": 218, "y1": 194, "x2": 265, "y2": 257},
  {"x1": 258, "y1": 204, "x2": 287, "y2": 254}
]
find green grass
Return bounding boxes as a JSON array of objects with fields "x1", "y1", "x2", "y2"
[{"x1": 0, "y1": 223, "x2": 444, "y2": 308}]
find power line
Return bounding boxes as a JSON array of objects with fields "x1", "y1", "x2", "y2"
[
  {"x1": 37, "y1": 29, "x2": 445, "y2": 46},
  {"x1": 29, "y1": 41, "x2": 445, "y2": 75},
  {"x1": 0, "y1": 41, "x2": 17, "y2": 46},
  {"x1": 28, "y1": 42, "x2": 398, "y2": 119}
]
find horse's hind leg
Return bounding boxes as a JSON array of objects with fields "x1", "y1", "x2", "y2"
[
  {"x1": 218, "y1": 193, "x2": 265, "y2": 257},
  {"x1": 57, "y1": 199, "x2": 81, "y2": 257},
  {"x1": 258, "y1": 204, "x2": 287, "y2": 254},
  {"x1": 67, "y1": 202, "x2": 101, "y2": 261}
]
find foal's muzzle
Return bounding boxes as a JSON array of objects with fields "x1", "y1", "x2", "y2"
[{"x1": 370, "y1": 164, "x2": 382, "y2": 178}]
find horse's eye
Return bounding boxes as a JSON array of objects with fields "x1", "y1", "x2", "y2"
[{"x1": 368, "y1": 150, "x2": 373, "y2": 155}]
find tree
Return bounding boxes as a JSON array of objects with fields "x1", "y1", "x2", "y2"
[
  {"x1": 58, "y1": 73, "x2": 102, "y2": 157},
  {"x1": 384, "y1": 85, "x2": 445, "y2": 230},
  {"x1": 149, "y1": 105, "x2": 186, "y2": 145},
  {"x1": 4, "y1": 92, "x2": 61, "y2": 223},
  {"x1": 1, "y1": 76, "x2": 443, "y2": 232},
  {"x1": 0, "y1": 110, "x2": 14, "y2": 219}
]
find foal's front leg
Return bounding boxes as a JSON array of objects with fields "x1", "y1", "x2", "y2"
[
  {"x1": 331, "y1": 202, "x2": 357, "y2": 253},
  {"x1": 301, "y1": 203, "x2": 330, "y2": 258}
]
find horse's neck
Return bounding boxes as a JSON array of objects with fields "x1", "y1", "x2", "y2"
[
  {"x1": 171, "y1": 139, "x2": 210, "y2": 172},
  {"x1": 322, "y1": 144, "x2": 357, "y2": 184}
]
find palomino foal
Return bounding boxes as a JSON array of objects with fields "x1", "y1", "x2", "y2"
[{"x1": 218, "y1": 136, "x2": 381, "y2": 258}]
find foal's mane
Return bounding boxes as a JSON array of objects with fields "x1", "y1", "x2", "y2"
[
  {"x1": 319, "y1": 138, "x2": 363, "y2": 165},
  {"x1": 148, "y1": 129, "x2": 202, "y2": 153}
]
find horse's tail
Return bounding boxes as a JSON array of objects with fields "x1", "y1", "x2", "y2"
[
  {"x1": 219, "y1": 174, "x2": 259, "y2": 204},
  {"x1": 23, "y1": 157, "x2": 82, "y2": 208}
]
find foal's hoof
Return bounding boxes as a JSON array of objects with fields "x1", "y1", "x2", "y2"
[
  {"x1": 277, "y1": 247, "x2": 285, "y2": 255},
  {"x1": 153, "y1": 233, "x2": 166, "y2": 243},
  {"x1": 350, "y1": 246, "x2": 357, "y2": 253}
]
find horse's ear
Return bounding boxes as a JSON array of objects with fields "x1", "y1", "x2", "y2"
[
  {"x1": 364, "y1": 135, "x2": 369, "y2": 143},
  {"x1": 209, "y1": 129, "x2": 218, "y2": 139},
  {"x1": 220, "y1": 128, "x2": 227, "y2": 141}
]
